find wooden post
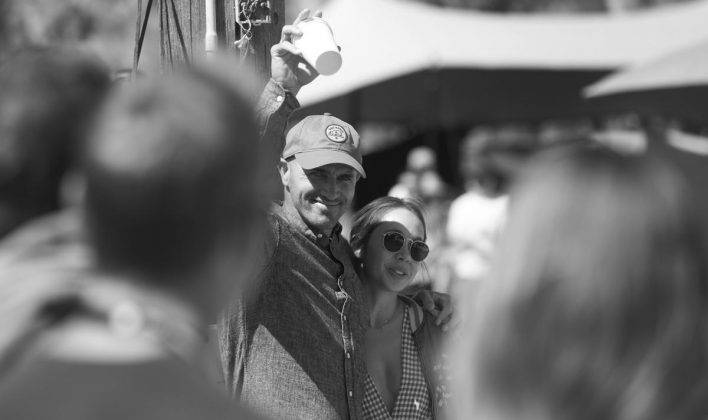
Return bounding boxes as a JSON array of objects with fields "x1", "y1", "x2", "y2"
[
  {"x1": 164, "y1": 0, "x2": 284, "y2": 90},
  {"x1": 239, "y1": 0, "x2": 285, "y2": 88}
]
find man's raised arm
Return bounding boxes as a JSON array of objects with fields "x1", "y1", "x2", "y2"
[{"x1": 257, "y1": 9, "x2": 321, "y2": 199}]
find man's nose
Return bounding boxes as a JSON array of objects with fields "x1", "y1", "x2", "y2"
[{"x1": 320, "y1": 177, "x2": 338, "y2": 198}]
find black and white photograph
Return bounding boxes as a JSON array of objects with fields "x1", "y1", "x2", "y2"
[{"x1": 1, "y1": 0, "x2": 707, "y2": 419}]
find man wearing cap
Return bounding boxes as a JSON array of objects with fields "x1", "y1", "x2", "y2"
[{"x1": 219, "y1": 9, "x2": 451, "y2": 420}]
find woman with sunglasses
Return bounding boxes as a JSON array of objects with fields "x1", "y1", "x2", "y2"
[{"x1": 350, "y1": 197, "x2": 449, "y2": 420}]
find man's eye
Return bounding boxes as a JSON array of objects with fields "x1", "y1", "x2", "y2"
[{"x1": 339, "y1": 175, "x2": 353, "y2": 182}]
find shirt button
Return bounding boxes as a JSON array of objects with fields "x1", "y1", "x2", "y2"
[
  {"x1": 276, "y1": 95, "x2": 284, "y2": 102},
  {"x1": 343, "y1": 315, "x2": 347, "y2": 321},
  {"x1": 348, "y1": 391, "x2": 353, "y2": 398},
  {"x1": 346, "y1": 353, "x2": 351, "y2": 359}
]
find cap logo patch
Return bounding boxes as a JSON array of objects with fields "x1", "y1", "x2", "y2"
[{"x1": 325, "y1": 124, "x2": 347, "y2": 143}]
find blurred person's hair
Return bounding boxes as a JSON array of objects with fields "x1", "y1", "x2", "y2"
[
  {"x1": 83, "y1": 68, "x2": 262, "y2": 283},
  {"x1": 350, "y1": 196, "x2": 428, "y2": 258},
  {"x1": 0, "y1": 46, "x2": 110, "y2": 237},
  {"x1": 456, "y1": 144, "x2": 708, "y2": 420}
]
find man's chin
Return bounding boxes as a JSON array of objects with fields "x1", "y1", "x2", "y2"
[{"x1": 304, "y1": 211, "x2": 341, "y2": 233}]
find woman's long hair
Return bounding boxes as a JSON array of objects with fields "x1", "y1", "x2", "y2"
[{"x1": 456, "y1": 145, "x2": 708, "y2": 420}]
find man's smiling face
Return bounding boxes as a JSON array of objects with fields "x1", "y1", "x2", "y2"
[{"x1": 281, "y1": 160, "x2": 359, "y2": 234}]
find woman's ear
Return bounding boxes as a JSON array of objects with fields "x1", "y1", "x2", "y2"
[{"x1": 351, "y1": 237, "x2": 363, "y2": 259}]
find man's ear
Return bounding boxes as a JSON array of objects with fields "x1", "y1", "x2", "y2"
[{"x1": 277, "y1": 158, "x2": 290, "y2": 187}]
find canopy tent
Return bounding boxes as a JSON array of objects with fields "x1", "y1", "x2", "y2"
[
  {"x1": 584, "y1": 39, "x2": 708, "y2": 124},
  {"x1": 296, "y1": 0, "x2": 708, "y2": 127}
]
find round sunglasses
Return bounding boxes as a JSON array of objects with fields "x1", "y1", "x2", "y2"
[{"x1": 382, "y1": 231, "x2": 429, "y2": 262}]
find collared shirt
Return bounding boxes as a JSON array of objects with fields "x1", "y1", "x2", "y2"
[{"x1": 219, "y1": 80, "x2": 367, "y2": 420}]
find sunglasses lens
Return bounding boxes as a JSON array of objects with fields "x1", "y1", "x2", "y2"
[
  {"x1": 410, "y1": 242, "x2": 429, "y2": 262},
  {"x1": 383, "y1": 232, "x2": 405, "y2": 253}
]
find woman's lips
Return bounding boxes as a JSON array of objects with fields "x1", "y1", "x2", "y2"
[{"x1": 388, "y1": 267, "x2": 409, "y2": 278}]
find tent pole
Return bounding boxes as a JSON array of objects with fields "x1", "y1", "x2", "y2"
[{"x1": 205, "y1": 0, "x2": 217, "y2": 58}]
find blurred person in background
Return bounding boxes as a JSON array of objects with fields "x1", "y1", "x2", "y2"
[
  {"x1": 444, "y1": 126, "x2": 535, "y2": 302},
  {"x1": 388, "y1": 171, "x2": 417, "y2": 200},
  {"x1": 407, "y1": 146, "x2": 437, "y2": 175},
  {"x1": 454, "y1": 144, "x2": 708, "y2": 419},
  {"x1": 0, "y1": 48, "x2": 111, "y2": 366},
  {"x1": 413, "y1": 169, "x2": 452, "y2": 289},
  {"x1": 389, "y1": 146, "x2": 450, "y2": 201},
  {"x1": 445, "y1": 128, "x2": 509, "y2": 292},
  {"x1": 0, "y1": 46, "x2": 110, "y2": 239},
  {"x1": 350, "y1": 197, "x2": 450, "y2": 419},
  {"x1": 219, "y1": 10, "x2": 452, "y2": 420},
  {"x1": 0, "y1": 68, "x2": 264, "y2": 420}
]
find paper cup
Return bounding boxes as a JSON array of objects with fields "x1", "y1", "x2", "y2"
[{"x1": 294, "y1": 17, "x2": 342, "y2": 76}]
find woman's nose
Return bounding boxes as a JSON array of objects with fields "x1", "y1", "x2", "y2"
[{"x1": 397, "y1": 245, "x2": 412, "y2": 262}]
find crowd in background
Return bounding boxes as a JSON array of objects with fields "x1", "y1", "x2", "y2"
[{"x1": 380, "y1": 124, "x2": 564, "y2": 302}]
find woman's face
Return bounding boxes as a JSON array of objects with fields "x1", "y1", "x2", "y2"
[{"x1": 361, "y1": 207, "x2": 426, "y2": 293}]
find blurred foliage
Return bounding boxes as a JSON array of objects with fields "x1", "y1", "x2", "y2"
[{"x1": 1, "y1": 0, "x2": 135, "y2": 68}]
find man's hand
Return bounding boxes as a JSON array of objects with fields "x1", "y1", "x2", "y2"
[
  {"x1": 271, "y1": 9, "x2": 321, "y2": 96},
  {"x1": 415, "y1": 290, "x2": 458, "y2": 332}
]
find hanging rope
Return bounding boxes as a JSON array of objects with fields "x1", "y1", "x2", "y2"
[
  {"x1": 133, "y1": 0, "x2": 190, "y2": 76},
  {"x1": 169, "y1": 0, "x2": 191, "y2": 65},
  {"x1": 133, "y1": 0, "x2": 155, "y2": 77},
  {"x1": 235, "y1": 0, "x2": 260, "y2": 62}
]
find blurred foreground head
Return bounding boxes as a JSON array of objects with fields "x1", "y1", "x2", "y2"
[
  {"x1": 83, "y1": 69, "x2": 262, "y2": 316},
  {"x1": 0, "y1": 47, "x2": 110, "y2": 237},
  {"x1": 457, "y1": 145, "x2": 708, "y2": 420}
]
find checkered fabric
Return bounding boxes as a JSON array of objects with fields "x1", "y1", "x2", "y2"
[{"x1": 362, "y1": 306, "x2": 433, "y2": 420}]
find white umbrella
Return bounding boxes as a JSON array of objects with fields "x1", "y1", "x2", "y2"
[
  {"x1": 296, "y1": 0, "x2": 708, "y2": 126},
  {"x1": 584, "y1": 39, "x2": 708, "y2": 123}
]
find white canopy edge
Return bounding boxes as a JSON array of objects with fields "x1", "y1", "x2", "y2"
[
  {"x1": 299, "y1": 0, "x2": 708, "y2": 106},
  {"x1": 584, "y1": 39, "x2": 708, "y2": 97}
]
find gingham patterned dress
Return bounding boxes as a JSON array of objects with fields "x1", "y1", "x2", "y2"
[{"x1": 362, "y1": 306, "x2": 433, "y2": 420}]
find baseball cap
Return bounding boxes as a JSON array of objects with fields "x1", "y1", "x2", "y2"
[{"x1": 283, "y1": 114, "x2": 366, "y2": 178}]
